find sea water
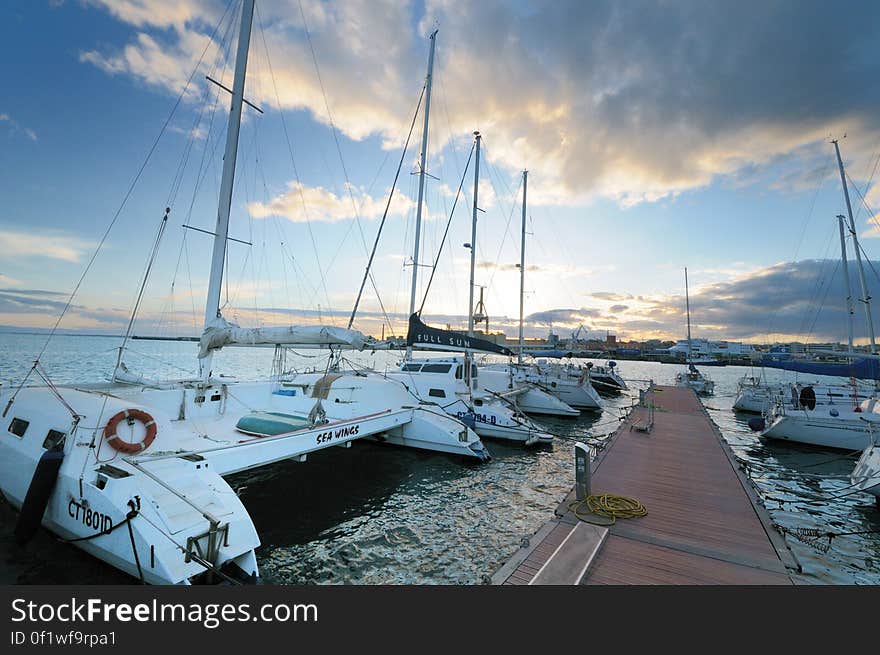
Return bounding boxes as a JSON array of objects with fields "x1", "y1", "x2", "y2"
[{"x1": 0, "y1": 333, "x2": 877, "y2": 584}]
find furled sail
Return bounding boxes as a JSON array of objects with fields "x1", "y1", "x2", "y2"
[
  {"x1": 199, "y1": 316, "x2": 367, "y2": 358},
  {"x1": 760, "y1": 356, "x2": 880, "y2": 381},
  {"x1": 406, "y1": 313, "x2": 514, "y2": 356}
]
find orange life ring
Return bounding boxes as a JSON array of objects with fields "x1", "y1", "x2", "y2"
[{"x1": 104, "y1": 409, "x2": 157, "y2": 454}]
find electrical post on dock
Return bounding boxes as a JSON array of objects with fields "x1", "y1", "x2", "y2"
[{"x1": 574, "y1": 442, "x2": 591, "y2": 501}]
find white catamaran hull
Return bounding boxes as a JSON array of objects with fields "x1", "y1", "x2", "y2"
[
  {"x1": 482, "y1": 364, "x2": 602, "y2": 410},
  {"x1": 477, "y1": 369, "x2": 579, "y2": 417},
  {"x1": 0, "y1": 374, "x2": 484, "y2": 584}
]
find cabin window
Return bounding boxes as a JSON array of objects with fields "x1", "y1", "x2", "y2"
[
  {"x1": 403, "y1": 364, "x2": 422, "y2": 372},
  {"x1": 428, "y1": 388, "x2": 446, "y2": 398},
  {"x1": 471, "y1": 365, "x2": 478, "y2": 379},
  {"x1": 474, "y1": 399, "x2": 483, "y2": 407},
  {"x1": 421, "y1": 364, "x2": 452, "y2": 374},
  {"x1": 42, "y1": 429, "x2": 66, "y2": 450},
  {"x1": 455, "y1": 365, "x2": 463, "y2": 379},
  {"x1": 8, "y1": 418, "x2": 28, "y2": 438}
]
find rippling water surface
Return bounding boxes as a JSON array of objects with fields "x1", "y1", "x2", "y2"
[{"x1": 1, "y1": 333, "x2": 878, "y2": 584}]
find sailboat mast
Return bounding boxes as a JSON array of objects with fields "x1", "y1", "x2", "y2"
[
  {"x1": 838, "y1": 214, "x2": 855, "y2": 353},
  {"x1": 405, "y1": 30, "x2": 438, "y2": 358},
  {"x1": 201, "y1": 0, "x2": 255, "y2": 378},
  {"x1": 467, "y1": 132, "x2": 481, "y2": 337},
  {"x1": 685, "y1": 267, "x2": 692, "y2": 362},
  {"x1": 834, "y1": 139, "x2": 877, "y2": 354},
  {"x1": 518, "y1": 170, "x2": 528, "y2": 364}
]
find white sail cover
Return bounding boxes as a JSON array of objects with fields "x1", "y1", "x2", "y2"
[{"x1": 198, "y1": 316, "x2": 367, "y2": 358}]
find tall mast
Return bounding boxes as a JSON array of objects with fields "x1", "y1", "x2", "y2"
[
  {"x1": 406, "y1": 29, "x2": 438, "y2": 358},
  {"x1": 834, "y1": 139, "x2": 876, "y2": 354},
  {"x1": 518, "y1": 170, "x2": 528, "y2": 364},
  {"x1": 685, "y1": 267, "x2": 692, "y2": 362},
  {"x1": 201, "y1": 0, "x2": 255, "y2": 379},
  {"x1": 838, "y1": 214, "x2": 855, "y2": 353},
  {"x1": 467, "y1": 132, "x2": 481, "y2": 337}
]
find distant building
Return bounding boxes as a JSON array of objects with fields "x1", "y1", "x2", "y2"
[{"x1": 668, "y1": 339, "x2": 756, "y2": 358}]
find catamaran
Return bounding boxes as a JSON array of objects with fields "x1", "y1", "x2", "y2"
[
  {"x1": 0, "y1": 2, "x2": 489, "y2": 585},
  {"x1": 674, "y1": 268, "x2": 715, "y2": 396}
]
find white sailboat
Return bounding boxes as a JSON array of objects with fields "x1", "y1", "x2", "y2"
[
  {"x1": 674, "y1": 267, "x2": 715, "y2": 396},
  {"x1": 384, "y1": 127, "x2": 553, "y2": 445},
  {"x1": 0, "y1": 2, "x2": 487, "y2": 585},
  {"x1": 480, "y1": 171, "x2": 603, "y2": 411},
  {"x1": 758, "y1": 140, "x2": 879, "y2": 450},
  {"x1": 735, "y1": 212, "x2": 869, "y2": 414}
]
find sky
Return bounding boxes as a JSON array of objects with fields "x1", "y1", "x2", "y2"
[{"x1": 2, "y1": 0, "x2": 880, "y2": 345}]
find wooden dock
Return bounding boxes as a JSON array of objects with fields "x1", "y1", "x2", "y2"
[{"x1": 491, "y1": 385, "x2": 800, "y2": 585}]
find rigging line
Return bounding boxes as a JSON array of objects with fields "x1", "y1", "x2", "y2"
[
  {"x1": 255, "y1": 5, "x2": 335, "y2": 322},
  {"x1": 805, "y1": 258, "x2": 840, "y2": 340},
  {"x1": 4, "y1": 2, "x2": 235, "y2": 410},
  {"x1": 484, "y1": 171, "x2": 523, "y2": 294},
  {"x1": 761, "y1": 153, "x2": 832, "y2": 341},
  {"x1": 294, "y1": 0, "x2": 393, "y2": 326},
  {"x1": 418, "y1": 140, "x2": 475, "y2": 315},
  {"x1": 855, "y1": 239, "x2": 880, "y2": 287},
  {"x1": 846, "y1": 168, "x2": 879, "y2": 230},
  {"x1": 852, "y1": 152, "x2": 880, "y2": 224},
  {"x1": 116, "y1": 209, "x2": 170, "y2": 370},
  {"x1": 796, "y1": 222, "x2": 839, "y2": 339},
  {"x1": 349, "y1": 84, "x2": 427, "y2": 330}
]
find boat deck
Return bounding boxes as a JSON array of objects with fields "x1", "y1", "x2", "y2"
[{"x1": 491, "y1": 385, "x2": 799, "y2": 585}]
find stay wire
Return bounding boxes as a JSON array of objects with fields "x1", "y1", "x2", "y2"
[
  {"x1": 3, "y1": 1, "x2": 236, "y2": 416},
  {"x1": 348, "y1": 84, "x2": 426, "y2": 330},
  {"x1": 418, "y1": 140, "x2": 476, "y2": 315}
]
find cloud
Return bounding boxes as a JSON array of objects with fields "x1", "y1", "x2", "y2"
[
  {"x1": 247, "y1": 182, "x2": 415, "y2": 224},
  {"x1": 608, "y1": 304, "x2": 629, "y2": 313},
  {"x1": 591, "y1": 291, "x2": 632, "y2": 301},
  {"x1": 78, "y1": 0, "x2": 880, "y2": 207},
  {"x1": 0, "y1": 289, "x2": 128, "y2": 329},
  {"x1": 477, "y1": 261, "x2": 540, "y2": 273},
  {"x1": 0, "y1": 229, "x2": 94, "y2": 262},
  {"x1": 0, "y1": 112, "x2": 37, "y2": 141}
]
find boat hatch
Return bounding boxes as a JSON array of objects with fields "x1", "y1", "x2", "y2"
[{"x1": 8, "y1": 417, "x2": 29, "y2": 438}]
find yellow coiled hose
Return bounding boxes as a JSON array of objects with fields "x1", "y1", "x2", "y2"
[{"x1": 568, "y1": 493, "x2": 647, "y2": 526}]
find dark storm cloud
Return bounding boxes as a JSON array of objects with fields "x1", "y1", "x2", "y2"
[
  {"x1": 631, "y1": 259, "x2": 878, "y2": 341},
  {"x1": 434, "y1": 0, "x2": 880, "y2": 201}
]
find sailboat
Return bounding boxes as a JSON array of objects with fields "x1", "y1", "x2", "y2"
[
  {"x1": 479, "y1": 171, "x2": 604, "y2": 411},
  {"x1": 735, "y1": 212, "x2": 873, "y2": 414},
  {"x1": 385, "y1": 125, "x2": 554, "y2": 445},
  {"x1": 756, "y1": 140, "x2": 880, "y2": 450},
  {"x1": 674, "y1": 267, "x2": 715, "y2": 395},
  {"x1": 0, "y1": 1, "x2": 488, "y2": 585}
]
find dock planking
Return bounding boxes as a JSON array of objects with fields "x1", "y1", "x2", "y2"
[{"x1": 492, "y1": 385, "x2": 798, "y2": 585}]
